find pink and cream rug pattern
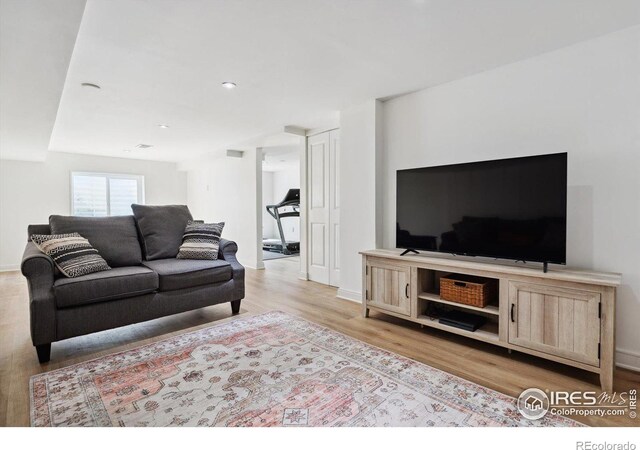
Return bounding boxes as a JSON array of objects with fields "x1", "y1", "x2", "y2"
[{"x1": 31, "y1": 311, "x2": 579, "y2": 427}]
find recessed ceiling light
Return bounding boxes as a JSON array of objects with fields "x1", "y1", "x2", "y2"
[
  {"x1": 221, "y1": 81, "x2": 237, "y2": 89},
  {"x1": 123, "y1": 149, "x2": 132, "y2": 153},
  {"x1": 135, "y1": 144, "x2": 153, "y2": 149},
  {"x1": 158, "y1": 124, "x2": 170, "y2": 129},
  {"x1": 81, "y1": 82, "x2": 101, "y2": 89}
]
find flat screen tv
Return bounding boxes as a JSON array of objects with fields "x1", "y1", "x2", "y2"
[{"x1": 396, "y1": 153, "x2": 567, "y2": 264}]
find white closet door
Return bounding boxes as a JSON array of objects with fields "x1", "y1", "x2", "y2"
[
  {"x1": 307, "y1": 132, "x2": 331, "y2": 285},
  {"x1": 328, "y1": 129, "x2": 340, "y2": 287}
]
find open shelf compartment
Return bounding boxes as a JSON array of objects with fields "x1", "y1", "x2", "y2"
[
  {"x1": 417, "y1": 291, "x2": 500, "y2": 315},
  {"x1": 415, "y1": 314, "x2": 500, "y2": 343},
  {"x1": 416, "y1": 267, "x2": 500, "y2": 342}
]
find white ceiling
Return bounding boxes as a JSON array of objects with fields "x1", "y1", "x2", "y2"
[
  {"x1": 2, "y1": 0, "x2": 640, "y2": 163},
  {"x1": 262, "y1": 145, "x2": 300, "y2": 173},
  {"x1": 0, "y1": 0, "x2": 86, "y2": 161}
]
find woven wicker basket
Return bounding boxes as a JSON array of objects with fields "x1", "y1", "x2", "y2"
[{"x1": 439, "y1": 274, "x2": 497, "y2": 308}]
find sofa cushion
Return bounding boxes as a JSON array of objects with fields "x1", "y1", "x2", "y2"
[
  {"x1": 54, "y1": 266, "x2": 159, "y2": 308},
  {"x1": 49, "y1": 215, "x2": 142, "y2": 267},
  {"x1": 131, "y1": 204, "x2": 193, "y2": 261},
  {"x1": 142, "y1": 258, "x2": 232, "y2": 291}
]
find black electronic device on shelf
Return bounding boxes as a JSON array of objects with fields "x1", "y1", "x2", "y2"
[{"x1": 438, "y1": 310, "x2": 487, "y2": 332}]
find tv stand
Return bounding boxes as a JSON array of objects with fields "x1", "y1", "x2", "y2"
[
  {"x1": 360, "y1": 249, "x2": 621, "y2": 392},
  {"x1": 400, "y1": 248, "x2": 419, "y2": 256}
]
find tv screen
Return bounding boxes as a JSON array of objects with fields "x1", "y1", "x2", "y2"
[{"x1": 396, "y1": 153, "x2": 567, "y2": 264}]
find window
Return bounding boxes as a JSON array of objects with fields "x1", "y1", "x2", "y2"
[{"x1": 71, "y1": 172, "x2": 144, "y2": 217}]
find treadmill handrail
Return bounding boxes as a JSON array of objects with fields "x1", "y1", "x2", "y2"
[{"x1": 266, "y1": 202, "x2": 299, "y2": 219}]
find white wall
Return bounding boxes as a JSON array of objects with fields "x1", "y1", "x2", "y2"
[
  {"x1": 337, "y1": 100, "x2": 382, "y2": 300},
  {"x1": 186, "y1": 150, "x2": 262, "y2": 269},
  {"x1": 0, "y1": 151, "x2": 187, "y2": 270},
  {"x1": 261, "y1": 171, "x2": 275, "y2": 239},
  {"x1": 380, "y1": 27, "x2": 640, "y2": 368}
]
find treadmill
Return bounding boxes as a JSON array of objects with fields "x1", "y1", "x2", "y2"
[{"x1": 263, "y1": 188, "x2": 300, "y2": 255}]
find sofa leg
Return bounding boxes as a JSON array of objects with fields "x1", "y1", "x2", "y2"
[
  {"x1": 36, "y1": 344, "x2": 51, "y2": 363},
  {"x1": 231, "y1": 299, "x2": 241, "y2": 315}
]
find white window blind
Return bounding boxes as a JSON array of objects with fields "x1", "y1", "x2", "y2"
[{"x1": 71, "y1": 172, "x2": 144, "y2": 217}]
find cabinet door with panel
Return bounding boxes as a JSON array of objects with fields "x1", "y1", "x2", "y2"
[
  {"x1": 508, "y1": 282, "x2": 601, "y2": 366},
  {"x1": 366, "y1": 260, "x2": 411, "y2": 316}
]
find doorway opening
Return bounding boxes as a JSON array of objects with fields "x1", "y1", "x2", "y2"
[{"x1": 261, "y1": 147, "x2": 301, "y2": 269}]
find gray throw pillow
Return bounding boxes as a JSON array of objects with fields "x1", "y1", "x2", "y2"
[
  {"x1": 131, "y1": 204, "x2": 193, "y2": 260},
  {"x1": 49, "y1": 215, "x2": 142, "y2": 267}
]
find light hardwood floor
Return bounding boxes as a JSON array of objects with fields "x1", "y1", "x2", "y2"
[{"x1": 1, "y1": 257, "x2": 638, "y2": 427}]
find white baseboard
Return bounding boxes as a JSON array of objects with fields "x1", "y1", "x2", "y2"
[
  {"x1": 616, "y1": 348, "x2": 640, "y2": 372},
  {"x1": 243, "y1": 262, "x2": 265, "y2": 270},
  {"x1": 336, "y1": 288, "x2": 361, "y2": 303},
  {"x1": 0, "y1": 265, "x2": 19, "y2": 272},
  {"x1": 298, "y1": 271, "x2": 308, "y2": 281}
]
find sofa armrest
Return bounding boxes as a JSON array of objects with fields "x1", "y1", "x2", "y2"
[
  {"x1": 218, "y1": 238, "x2": 245, "y2": 300},
  {"x1": 218, "y1": 238, "x2": 238, "y2": 260},
  {"x1": 21, "y1": 242, "x2": 57, "y2": 345}
]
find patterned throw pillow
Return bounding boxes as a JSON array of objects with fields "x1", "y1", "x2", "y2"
[
  {"x1": 31, "y1": 233, "x2": 111, "y2": 278},
  {"x1": 177, "y1": 221, "x2": 224, "y2": 260}
]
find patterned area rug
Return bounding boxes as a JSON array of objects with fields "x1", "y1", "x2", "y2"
[{"x1": 31, "y1": 311, "x2": 579, "y2": 427}]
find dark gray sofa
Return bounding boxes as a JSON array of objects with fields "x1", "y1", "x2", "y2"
[{"x1": 21, "y1": 212, "x2": 245, "y2": 363}]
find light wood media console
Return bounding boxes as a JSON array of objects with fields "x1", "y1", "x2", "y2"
[{"x1": 360, "y1": 249, "x2": 621, "y2": 391}]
